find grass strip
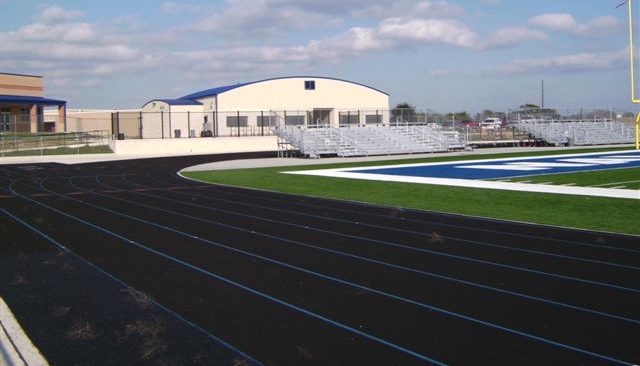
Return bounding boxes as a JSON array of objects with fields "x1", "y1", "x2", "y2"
[{"x1": 2, "y1": 145, "x2": 113, "y2": 157}]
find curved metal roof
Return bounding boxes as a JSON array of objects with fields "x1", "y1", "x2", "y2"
[{"x1": 180, "y1": 76, "x2": 388, "y2": 100}]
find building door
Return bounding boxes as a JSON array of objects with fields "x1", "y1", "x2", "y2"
[
  {"x1": 0, "y1": 108, "x2": 11, "y2": 132},
  {"x1": 312, "y1": 108, "x2": 332, "y2": 126}
]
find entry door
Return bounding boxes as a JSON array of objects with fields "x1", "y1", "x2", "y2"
[
  {"x1": 312, "y1": 109, "x2": 332, "y2": 126},
  {"x1": 0, "y1": 108, "x2": 10, "y2": 132}
]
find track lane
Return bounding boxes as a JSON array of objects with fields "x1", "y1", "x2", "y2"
[
  {"x1": 1, "y1": 153, "x2": 639, "y2": 365},
  {"x1": 33, "y1": 175, "x2": 640, "y2": 362},
  {"x1": 80, "y1": 173, "x2": 640, "y2": 321},
  {"x1": 128, "y1": 171, "x2": 640, "y2": 264}
]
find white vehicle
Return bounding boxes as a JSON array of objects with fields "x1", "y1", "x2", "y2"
[{"x1": 481, "y1": 118, "x2": 502, "y2": 128}]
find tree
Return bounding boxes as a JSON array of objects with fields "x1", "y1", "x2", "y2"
[
  {"x1": 391, "y1": 103, "x2": 419, "y2": 122},
  {"x1": 446, "y1": 111, "x2": 471, "y2": 122}
]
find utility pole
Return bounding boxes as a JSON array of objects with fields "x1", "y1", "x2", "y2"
[{"x1": 541, "y1": 79, "x2": 545, "y2": 109}]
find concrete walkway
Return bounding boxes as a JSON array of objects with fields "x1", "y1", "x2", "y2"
[
  {"x1": 181, "y1": 145, "x2": 635, "y2": 172},
  {"x1": 0, "y1": 298, "x2": 49, "y2": 366}
]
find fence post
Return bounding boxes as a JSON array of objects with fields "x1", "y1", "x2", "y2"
[
  {"x1": 261, "y1": 110, "x2": 264, "y2": 136},
  {"x1": 236, "y1": 110, "x2": 240, "y2": 137}
]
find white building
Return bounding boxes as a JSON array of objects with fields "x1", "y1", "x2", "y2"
[{"x1": 141, "y1": 76, "x2": 389, "y2": 138}]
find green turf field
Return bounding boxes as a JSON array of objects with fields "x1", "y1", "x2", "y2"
[
  {"x1": 182, "y1": 147, "x2": 640, "y2": 235},
  {"x1": 493, "y1": 167, "x2": 640, "y2": 190}
]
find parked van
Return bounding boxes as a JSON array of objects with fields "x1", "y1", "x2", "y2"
[{"x1": 481, "y1": 118, "x2": 502, "y2": 128}]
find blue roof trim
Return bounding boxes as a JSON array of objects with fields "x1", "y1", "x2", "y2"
[
  {"x1": 180, "y1": 76, "x2": 389, "y2": 100},
  {"x1": 180, "y1": 83, "x2": 248, "y2": 100},
  {"x1": 0, "y1": 95, "x2": 66, "y2": 106},
  {"x1": 159, "y1": 99, "x2": 203, "y2": 106},
  {"x1": 141, "y1": 99, "x2": 203, "y2": 107}
]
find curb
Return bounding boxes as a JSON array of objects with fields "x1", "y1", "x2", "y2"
[{"x1": 0, "y1": 297, "x2": 49, "y2": 366}]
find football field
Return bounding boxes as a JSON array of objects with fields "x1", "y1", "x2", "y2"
[{"x1": 183, "y1": 147, "x2": 640, "y2": 234}]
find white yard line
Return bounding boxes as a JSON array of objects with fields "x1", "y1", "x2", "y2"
[
  {"x1": 592, "y1": 179, "x2": 640, "y2": 187},
  {"x1": 286, "y1": 150, "x2": 640, "y2": 200},
  {"x1": 286, "y1": 170, "x2": 640, "y2": 199}
]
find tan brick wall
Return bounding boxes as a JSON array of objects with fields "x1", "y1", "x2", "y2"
[{"x1": 0, "y1": 73, "x2": 44, "y2": 97}]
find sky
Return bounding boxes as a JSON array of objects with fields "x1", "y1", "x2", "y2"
[{"x1": 0, "y1": 0, "x2": 637, "y2": 114}]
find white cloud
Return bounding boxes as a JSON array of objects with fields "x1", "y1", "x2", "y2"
[
  {"x1": 0, "y1": 6, "x2": 158, "y2": 85},
  {"x1": 160, "y1": 2, "x2": 206, "y2": 15},
  {"x1": 429, "y1": 68, "x2": 454, "y2": 77},
  {"x1": 529, "y1": 13, "x2": 621, "y2": 37},
  {"x1": 37, "y1": 5, "x2": 84, "y2": 23},
  {"x1": 480, "y1": 27, "x2": 548, "y2": 50},
  {"x1": 487, "y1": 49, "x2": 627, "y2": 75},
  {"x1": 354, "y1": 1, "x2": 466, "y2": 20},
  {"x1": 189, "y1": 0, "x2": 336, "y2": 36}
]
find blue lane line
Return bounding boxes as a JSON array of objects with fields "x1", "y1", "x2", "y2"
[
  {"x1": 0, "y1": 207, "x2": 265, "y2": 366},
  {"x1": 113, "y1": 174, "x2": 640, "y2": 294},
  {"x1": 87, "y1": 174, "x2": 639, "y2": 324},
  {"x1": 35, "y1": 178, "x2": 636, "y2": 365},
  {"x1": 130, "y1": 174, "x2": 640, "y2": 270},
  {"x1": 8, "y1": 182, "x2": 446, "y2": 366}
]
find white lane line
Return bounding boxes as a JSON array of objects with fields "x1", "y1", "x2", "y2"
[
  {"x1": 561, "y1": 183, "x2": 576, "y2": 186},
  {"x1": 610, "y1": 186, "x2": 627, "y2": 189}
]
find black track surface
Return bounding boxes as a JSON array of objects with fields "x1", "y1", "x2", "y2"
[{"x1": 1, "y1": 152, "x2": 639, "y2": 366}]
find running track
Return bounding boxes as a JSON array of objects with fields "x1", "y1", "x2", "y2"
[{"x1": 1, "y1": 152, "x2": 639, "y2": 365}]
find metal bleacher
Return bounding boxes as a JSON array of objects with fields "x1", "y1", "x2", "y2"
[
  {"x1": 274, "y1": 123, "x2": 465, "y2": 158},
  {"x1": 515, "y1": 120, "x2": 636, "y2": 147}
]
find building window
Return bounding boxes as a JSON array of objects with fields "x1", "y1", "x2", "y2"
[
  {"x1": 285, "y1": 115, "x2": 305, "y2": 125},
  {"x1": 20, "y1": 108, "x2": 29, "y2": 122},
  {"x1": 226, "y1": 116, "x2": 248, "y2": 127},
  {"x1": 257, "y1": 115, "x2": 276, "y2": 127},
  {"x1": 304, "y1": 80, "x2": 315, "y2": 90},
  {"x1": 365, "y1": 114, "x2": 381, "y2": 124},
  {"x1": 339, "y1": 112, "x2": 359, "y2": 125}
]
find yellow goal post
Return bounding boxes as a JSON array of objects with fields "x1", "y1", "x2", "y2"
[{"x1": 628, "y1": 0, "x2": 640, "y2": 149}]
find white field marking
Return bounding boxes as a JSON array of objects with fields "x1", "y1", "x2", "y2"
[
  {"x1": 327, "y1": 150, "x2": 640, "y2": 172},
  {"x1": 0, "y1": 297, "x2": 49, "y2": 366},
  {"x1": 518, "y1": 180, "x2": 532, "y2": 183},
  {"x1": 285, "y1": 150, "x2": 640, "y2": 200},
  {"x1": 561, "y1": 183, "x2": 577, "y2": 186},
  {"x1": 456, "y1": 165, "x2": 546, "y2": 171},
  {"x1": 593, "y1": 179, "x2": 640, "y2": 187},
  {"x1": 559, "y1": 158, "x2": 640, "y2": 165},
  {"x1": 285, "y1": 169, "x2": 640, "y2": 199},
  {"x1": 536, "y1": 182, "x2": 553, "y2": 185},
  {"x1": 611, "y1": 186, "x2": 627, "y2": 189},
  {"x1": 507, "y1": 162, "x2": 594, "y2": 168}
]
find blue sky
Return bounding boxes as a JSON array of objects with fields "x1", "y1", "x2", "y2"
[{"x1": 0, "y1": 0, "x2": 636, "y2": 114}]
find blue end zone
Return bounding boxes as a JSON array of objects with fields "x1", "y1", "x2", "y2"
[{"x1": 355, "y1": 151, "x2": 640, "y2": 180}]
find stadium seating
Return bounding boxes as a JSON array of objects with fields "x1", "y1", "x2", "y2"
[
  {"x1": 515, "y1": 120, "x2": 636, "y2": 146},
  {"x1": 274, "y1": 124, "x2": 465, "y2": 158}
]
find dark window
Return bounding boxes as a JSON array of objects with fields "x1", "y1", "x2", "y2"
[
  {"x1": 304, "y1": 80, "x2": 315, "y2": 90},
  {"x1": 20, "y1": 108, "x2": 29, "y2": 122},
  {"x1": 366, "y1": 114, "x2": 381, "y2": 124},
  {"x1": 226, "y1": 116, "x2": 248, "y2": 127},
  {"x1": 339, "y1": 112, "x2": 359, "y2": 124},
  {"x1": 257, "y1": 115, "x2": 276, "y2": 126},
  {"x1": 285, "y1": 115, "x2": 305, "y2": 125}
]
